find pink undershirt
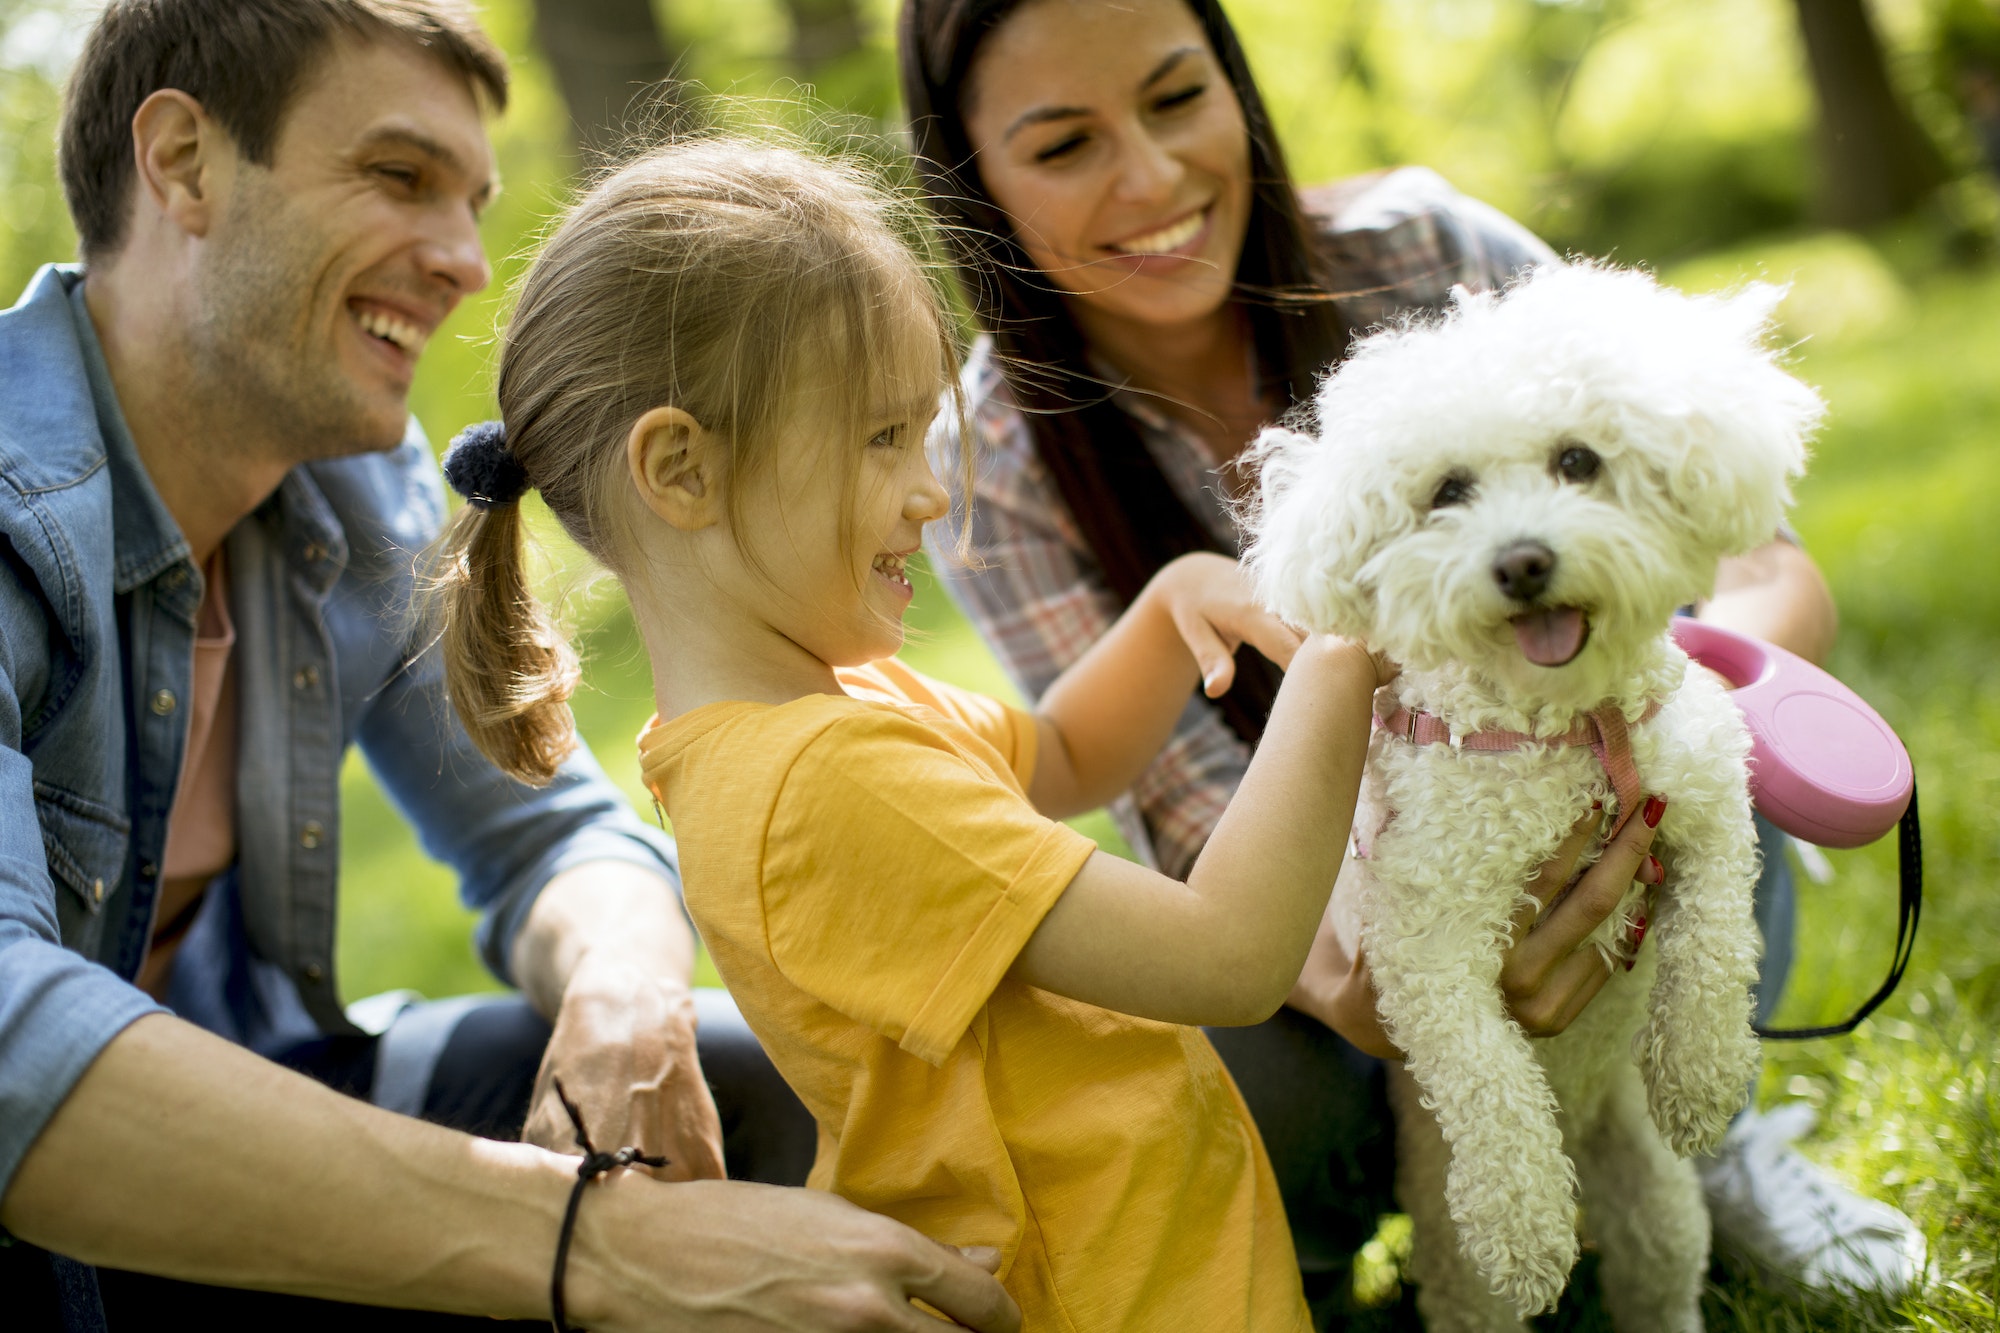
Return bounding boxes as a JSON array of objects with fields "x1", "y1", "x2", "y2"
[{"x1": 138, "y1": 550, "x2": 239, "y2": 999}]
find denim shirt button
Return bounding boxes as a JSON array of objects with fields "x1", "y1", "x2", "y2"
[
  {"x1": 303, "y1": 962, "x2": 325, "y2": 983},
  {"x1": 90, "y1": 878, "x2": 104, "y2": 904},
  {"x1": 149, "y1": 688, "x2": 178, "y2": 716},
  {"x1": 300, "y1": 820, "x2": 325, "y2": 850},
  {"x1": 160, "y1": 567, "x2": 188, "y2": 591},
  {"x1": 140, "y1": 861, "x2": 158, "y2": 881},
  {"x1": 294, "y1": 665, "x2": 320, "y2": 690}
]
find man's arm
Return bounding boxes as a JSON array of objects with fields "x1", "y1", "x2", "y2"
[
  {"x1": 509, "y1": 859, "x2": 726, "y2": 1180},
  {"x1": 1, "y1": 1014, "x2": 1020, "y2": 1332}
]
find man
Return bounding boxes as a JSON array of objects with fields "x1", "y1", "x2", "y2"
[{"x1": 0, "y1": 3, "x2": 1017, "y2": 1330}]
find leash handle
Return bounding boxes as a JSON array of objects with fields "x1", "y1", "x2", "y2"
[{"x1": 1753, "y1": 778, "x2": 1922, "y2": 1041}]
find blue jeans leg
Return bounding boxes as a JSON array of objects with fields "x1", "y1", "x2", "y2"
[{"x1": 1751, "y1": 814, "x2": 1796, "y2": 1030}]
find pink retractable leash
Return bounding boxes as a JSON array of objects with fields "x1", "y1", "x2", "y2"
[{"x1": 1670, "y1": 619, "x2": 1921, "y2": 1039}]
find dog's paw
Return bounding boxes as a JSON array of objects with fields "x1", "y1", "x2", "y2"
[
  {"x1": 1450, "y1": 1161, "x2": 1579, "y2": 1317},
  {"x1": 1481, "y1": 1236, "x2": 1578, "y2": 1320},
  {"x1": 1639, "y1": 1019, "x2": 1761, "y2": 1155}
]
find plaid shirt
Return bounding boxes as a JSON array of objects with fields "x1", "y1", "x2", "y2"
[{"x1": 926, "y1": 168, "x2": 1558, "y2": 876}]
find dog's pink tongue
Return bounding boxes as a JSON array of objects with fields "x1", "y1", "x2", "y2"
[{"x1": 1512, "y1": 607, "x2": 1589, "y2": 666}]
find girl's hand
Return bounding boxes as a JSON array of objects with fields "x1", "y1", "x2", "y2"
[{"x1": 1148, "y1": 553, "x2": 1306, "y2": 696}]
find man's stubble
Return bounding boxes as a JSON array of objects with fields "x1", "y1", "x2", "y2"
[{"x1": 187, "y1": 169, "x2": 409, "y2": 470}]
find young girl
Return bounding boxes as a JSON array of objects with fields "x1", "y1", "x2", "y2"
[{"x1": 435, "y1": 139, "x2": 1387, "y2": 1331}]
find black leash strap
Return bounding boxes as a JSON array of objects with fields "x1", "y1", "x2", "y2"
[
  {"x1": 1754, "y1": 778, "x2": 1922, "y2": 1041},
  {"x1": 549, "y1": 1078, "x2": 668, "y2": 1333}
]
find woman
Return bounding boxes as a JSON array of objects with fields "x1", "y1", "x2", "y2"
[{"x1": 896, "y1": 0, "x2": 1892, "y2": 1309}]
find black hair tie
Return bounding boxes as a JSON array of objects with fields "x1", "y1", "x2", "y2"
[
  {"x1": 549, "y1": 1077, "x2": 668, "y2": 1332},
  {"x1": 442, "y1": 420, "x2": 531, "y2": 510}
]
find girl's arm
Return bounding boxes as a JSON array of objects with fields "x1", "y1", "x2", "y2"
[
  {"x1": 1025, "y1": 553, "x2": 1303, "y2": 820},
  {"x1": 1017, "y1": 556, "x2": 1386, "y2": 1026}
]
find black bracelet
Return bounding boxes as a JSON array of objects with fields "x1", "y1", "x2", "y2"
[{"x1": 549, "y1": 1077, "x2": 669, "y2": 1333}]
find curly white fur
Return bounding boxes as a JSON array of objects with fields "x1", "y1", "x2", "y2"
[{"x1": 1244, "y1": 263, "x2": 1821, "y2": 1328}]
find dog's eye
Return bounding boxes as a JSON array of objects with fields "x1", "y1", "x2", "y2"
[
  {"x1": 1430, "y1": 475, "x2": 1474, "y2": 510},
  {"x1": 1555, "y1": 443, "x2": 1602, "y2": 483}
]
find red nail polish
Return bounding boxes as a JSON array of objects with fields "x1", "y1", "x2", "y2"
[
  {"x1": 1624, "y1": 915, "x2": 1649, "y2": 970},
  {"x1": 1643, "y1": 796, "x2": 1667, "y2": 828},
  {"x1": 1590, "y1": 800, "x2": 1603, "y2": 812},
  {"x1": 1646, "y1": 855, "x2": 1664, "y2": 884}
]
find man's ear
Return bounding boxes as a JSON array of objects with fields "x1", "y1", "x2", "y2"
[
  {"x1": 129, "y1": 89, "x2": 226, "y2": 240},
  {"x1": 627, "y1": 406, "x2": 722, "y2": 531}
]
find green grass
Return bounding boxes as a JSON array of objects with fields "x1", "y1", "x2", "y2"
[{"x1": 1701, "y1": 248, "x2": 2000, "y2": 1333}]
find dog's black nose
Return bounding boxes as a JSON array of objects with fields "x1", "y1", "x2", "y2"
[{"x1": 1493, "y1": 542, "x2": 1556, "y2": 602}]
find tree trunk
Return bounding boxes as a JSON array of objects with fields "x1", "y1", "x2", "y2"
[
  {"x1": 780, "y1": 0, "x2": 866, "y2": 73},
  {"x1": 1793, "y1": 0, "x2": 1950, "y2": 226},
  {"x1": 532, "y1": 0, "x2": 696, "y2": 158}
]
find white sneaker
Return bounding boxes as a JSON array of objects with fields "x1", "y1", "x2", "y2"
[{"x1": 1697, "y1": 1102, "x2": 1927, "y2": 1296}]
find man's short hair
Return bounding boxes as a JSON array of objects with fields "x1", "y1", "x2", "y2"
[{"x1": 59, "y1": 0, "x2": 510, "y2": 262}]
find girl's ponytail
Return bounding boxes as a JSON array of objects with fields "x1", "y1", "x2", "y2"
[{"x1": 434, "y1": 422, "x2": 581, "y2": 787}]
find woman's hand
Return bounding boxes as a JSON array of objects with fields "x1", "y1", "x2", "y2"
[
  {"x1": 1291, "y1": 796, "x2": 1666, "y2": 1058},
  {"x1": 1498, "y1": 796, "x2": 1665, "y2": 1035},
  {"x1": 1149, "y1": 552, "x2": 1305, "y2": 696}
]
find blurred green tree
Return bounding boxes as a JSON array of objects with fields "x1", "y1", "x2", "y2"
[{"x1": 0, "y1": 0, "x2": 82, "y2": 298}]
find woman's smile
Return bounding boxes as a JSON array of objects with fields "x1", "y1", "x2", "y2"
[
  {"x1": 1108, "y1": 204, "x2": 1210, "y2": 256},
  {"x1": 1098, "y1": 202, "x2": 1217, "y2": 277}
]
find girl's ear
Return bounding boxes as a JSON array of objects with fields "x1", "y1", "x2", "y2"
[{"x1": 628, "y1": 406, "x2": 721, "y2": 530}]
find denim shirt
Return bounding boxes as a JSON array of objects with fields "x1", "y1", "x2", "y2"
[{"x1": 0, "y1": 265, "x2": 679, "y2": 1195}]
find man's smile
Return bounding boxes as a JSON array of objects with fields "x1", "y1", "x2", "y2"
[{"x1": 347, "y1": 295, "x2": 436, "y2": 360}]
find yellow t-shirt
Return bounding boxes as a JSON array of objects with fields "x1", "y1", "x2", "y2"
[{"x1": 639, "y1": 660, "x2": 1309, "y2": 1332}]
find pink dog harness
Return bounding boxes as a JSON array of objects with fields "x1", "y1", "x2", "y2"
[{"x1": 1374, "y1": 698, "x2": 1664, "y2": 839}]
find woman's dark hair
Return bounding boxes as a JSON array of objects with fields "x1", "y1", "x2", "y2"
[{"x1": 898, "y1": 0, "x2": 1350, "y2": 745}]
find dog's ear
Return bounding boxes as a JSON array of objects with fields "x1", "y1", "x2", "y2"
[
  {"x1": 1663, "y1": 282, "x2": 1821, "y2": 554},
  {"x1": 1242, "y1": 424, "x2": 1382, "y2": 637}
]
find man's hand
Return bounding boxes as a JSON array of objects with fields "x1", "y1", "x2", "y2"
[
  {"x1": 574, "y1": 1179, "x2": 1022, "y2": 1333},
  {"x1": 512, "y1": 860, "x2": 724, "y2": 1178},
  {"x1": 1290, "y1": 799, "x2": 1664, "y2": 1057},
  {"x1": 521, "y1": 952, "x2": 726, "y2": 1181}
]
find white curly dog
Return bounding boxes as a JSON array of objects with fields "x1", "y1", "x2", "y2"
[{"x1": 1244, "y1": 263, "x2": 1823, "y2": 1330}]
